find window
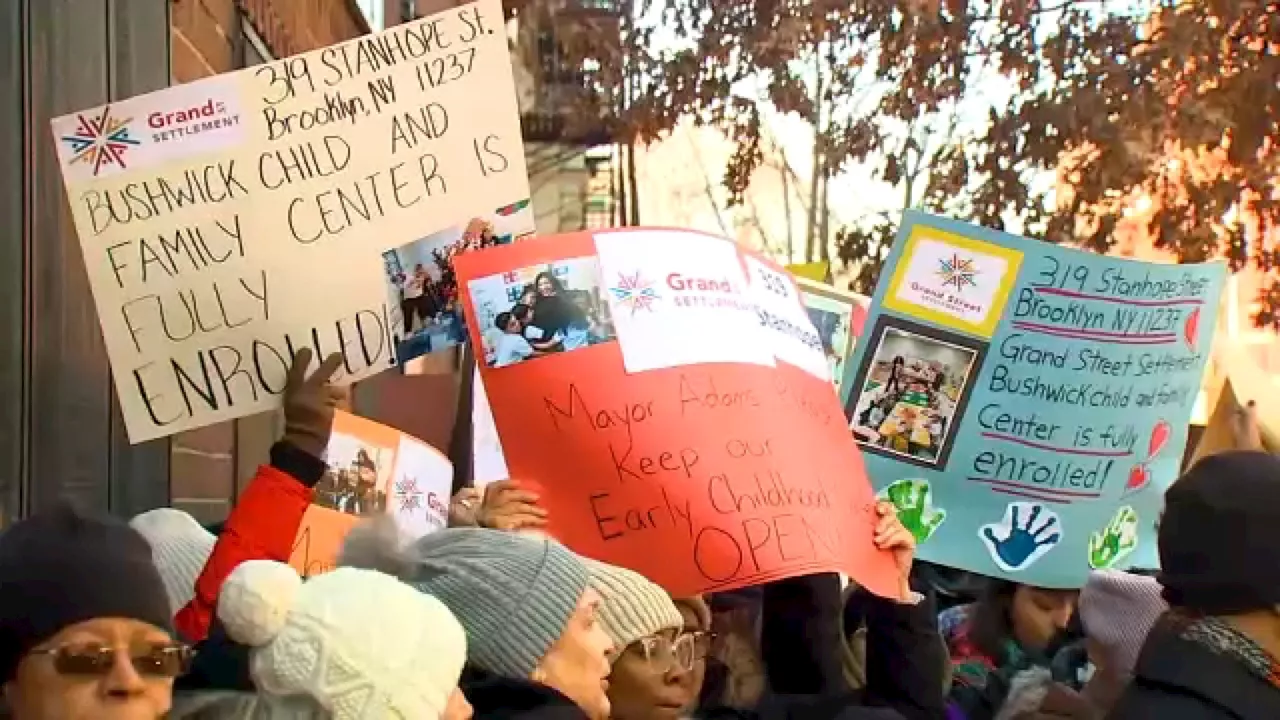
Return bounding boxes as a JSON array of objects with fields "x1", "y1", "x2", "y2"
[
  {"x1": 242, "y1": 18, "x2": 274, "y2": 66},
  {"x1": 356, "y1": 0, "x2": 387, "y2": 32}
]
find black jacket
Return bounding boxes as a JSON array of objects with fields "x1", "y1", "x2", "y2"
[
  {"x1": 1107, "y1": 624, "x2": 1280, "y2": 720},
  {"x1": 700, "y1": 573, "x2": 946, "y2": 720},
  {"x1": 462, "y1": 666, "x2": 590, "y2": 720}
]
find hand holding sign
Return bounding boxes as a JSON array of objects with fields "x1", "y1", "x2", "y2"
[
  {"x1": 873, "y1": 501, "x2": 918, "y2": 600},
  {"x1": 448, "y1": 487, "x2": 484, "y2": 527},
  {"x1": 282, "y1": 349, "x2": 346, "y2": 459},
  {"x1": 478, "y1": 480, "x2": 548, "y2": 531}
]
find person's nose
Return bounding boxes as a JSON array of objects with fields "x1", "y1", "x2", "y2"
[
  {"x1": 1052, "y1": 602, "x2": 1077, "y2": 630},
  {"x1": 101, "y1": 649, "x2": 147, "y2": 698}
]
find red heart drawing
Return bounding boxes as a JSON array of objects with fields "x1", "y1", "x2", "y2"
[
  {"x1": 1184, "y1": 307, "x2": 1201, "y2": 349},
  {"x1": 1148, "y1": 419, "x2": 1171, "y2": 459},
  {"x1": 1126, "y1": 464, "x2": 1150, "y2": 493}
]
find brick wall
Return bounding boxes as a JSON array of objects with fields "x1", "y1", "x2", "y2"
[{"x1": 168, "y1": 0, "x2": 368, "y2": 522}]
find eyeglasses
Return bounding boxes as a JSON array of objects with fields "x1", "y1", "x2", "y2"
[
  {"x1": 631, "y1": 631, "x2": 716, "y2": 673},
  {"x1": 28, "y1": 642, "x2": 194, "y2": 678}
]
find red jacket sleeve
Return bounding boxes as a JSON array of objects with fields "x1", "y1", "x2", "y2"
[{"x1": 174, "y1": 443, "x2": 323, "y2": 642}]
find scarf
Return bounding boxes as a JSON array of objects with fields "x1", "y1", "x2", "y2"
[
  {"x1": 1171, "y1": 612, "x2": 1280, "y2": 689},
  {"x1": 941, "y1": 604, "x2": 1028, "y2": 690}
]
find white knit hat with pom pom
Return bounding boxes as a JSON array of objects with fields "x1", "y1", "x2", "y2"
[{"x1": 217, "y1": 560, "x2": 467, "y2": 719}]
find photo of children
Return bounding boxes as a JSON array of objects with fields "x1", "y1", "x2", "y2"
[
  {"x1": 382, "y1": 200, "x2": 536, "y2": 365},
  {"x1": 313, "y1": 431, "x2": 394, "y2": 516},
  {"x1": 797, "y1": 278, "x2": 870, "y2": 397},
  {"x1": 847, "y1": 321, "x2": 980, "y2": 466},
  {"x1": 468, "y1": 256, "x2": 618, "y2": 368}
]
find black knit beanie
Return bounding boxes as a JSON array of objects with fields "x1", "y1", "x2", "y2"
[
  {"x1": 1159, "y1": 450, "x2": 1280, "y2": 615},
  {"x1": 0, "y1": 500, "x2": 173, "y2": 681}
]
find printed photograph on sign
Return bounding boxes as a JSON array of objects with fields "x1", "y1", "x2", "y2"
[
  {"x1": 314, "y1": 432, "x2": 394, "y2": 516},
  {"x1": 383, "y1": 201, "x2": 535, "y2": 365},
  {"x1": 468, "y1": 256, "x2": 617, "y2": 368},
  {"x1": 846, "y1": 316, "x2": 985, "y2": 469},
  {"x1": 796, "y1": 278, "x2": 869, "y2": 397}
]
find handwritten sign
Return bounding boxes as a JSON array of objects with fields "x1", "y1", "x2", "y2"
[
  {"x1": 290, "y1": 410, "x2": 452, "y2": 576},
  {"x1": 50, "y1": 0, "x2": 529, "y2": 442},
  {"x1": 454, "y1": 229, "x2": 897, "y2": 598},
  {"x1": 842, "y1": 211, "x2": 1225, "y2": 586}
]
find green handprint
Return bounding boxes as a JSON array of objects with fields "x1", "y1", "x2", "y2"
[
  {"x1": 1087, "y1": 506, "x2": 1139, "y2": 569},
  {"x1": 881, "y1": 478, "x2": 947, "y2": 544}
]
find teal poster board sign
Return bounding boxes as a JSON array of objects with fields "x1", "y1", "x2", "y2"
[{"x1": 841, "y1": 211, "x2": 1226, "y2": 588}]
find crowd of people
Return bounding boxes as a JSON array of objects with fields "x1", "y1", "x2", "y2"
[{"x1": 0, "y1": 349, "x2": 1277, "y2": 720}]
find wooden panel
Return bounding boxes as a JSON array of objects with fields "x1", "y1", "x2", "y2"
[
  {"x1": 107, "y1": 0, "x2": 173, "y2": 516},
  {"x1": 0, "y1": 0, "x2": 26, "y2": 525},
  {"x1": 27, "y1": 0, "x2": 114, "y2": 512},
  {"x1": 0, "y1": 0, "x2": 173, "y2": 520}
]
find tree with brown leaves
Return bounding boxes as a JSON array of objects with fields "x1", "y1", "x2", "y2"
[{"x1": 533, "y1": 1, "x2": 1278, "y2": 322}]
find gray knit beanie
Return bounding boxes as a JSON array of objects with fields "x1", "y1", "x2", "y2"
[
  {"x1": 581, "y1": 558, "x2": 683, "y2": 661},
  {"x1": 401, "y1": 528, "x2": 589, "y2": 678}
]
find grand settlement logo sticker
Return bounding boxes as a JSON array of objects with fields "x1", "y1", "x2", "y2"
[
  {"x1": 59, "y1": 105, "x2": 141, "y2": 176},
  {"x1": 936, "y1": 253, "x2": 979, "y2": 293},
  {"x1": 883, "y1": 225, "x2": 1023, "y2": 338},
  {"x1": 610, "y1": 272, "x2": 660, "y2": 315}
]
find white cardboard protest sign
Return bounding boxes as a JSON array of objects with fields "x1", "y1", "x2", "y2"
[{"x1": 51, "y1": 0, "x2": 528, "y2": 442}]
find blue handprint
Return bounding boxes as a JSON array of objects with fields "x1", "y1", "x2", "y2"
[{"x1": 979, "y1": 502, "x2": 1063, "y2": 573}]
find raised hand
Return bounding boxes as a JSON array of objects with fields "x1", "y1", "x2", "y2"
[
  {"x1": 281, "y1": 348, "x2": 345, "y2": 459},
  {"x1": 881, "y1": 478, "x2": 947, "y2": 544},
  {"x1": 1087, "y1": 505, "x2": 1139, "y2": 569},
  {"x1": 980, "y1": 502, "x2": 1062, "y2": 573}
]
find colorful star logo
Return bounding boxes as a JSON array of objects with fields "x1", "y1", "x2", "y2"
[
  {"x1": 610, "y1": 272, "x2": 659, "y2": 315},
  {"x1": 396, "y1": 476, "x2": 423, "y2": 513},
  {"x1": 59, "y1": 105, "x2": 140, "y2": 176},
  {"x1": 936, "y1": 253, "x2": 979, "y2": 292}
]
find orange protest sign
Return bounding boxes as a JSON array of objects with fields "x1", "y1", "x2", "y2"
[
  {"x1": 454, "y1": 229, "x2": 897, "y2": 597},
  {"x1": 289, "y1": 410, "x2": 454, "y2": 576}
]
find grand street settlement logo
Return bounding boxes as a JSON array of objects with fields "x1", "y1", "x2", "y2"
[
  {"x1": 59, "y1": 105, "x2": 140, "y2": 176},
  {"x1": 610, "y1": 272, "x2": 659, "y2": 315},
  {"x1": 935, "y1": 253, "x2": 979, "y2": 293}
]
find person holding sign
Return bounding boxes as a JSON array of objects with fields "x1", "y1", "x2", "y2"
[{"x1": 172, "y1": 348, "x2": 345, "y2": 645}]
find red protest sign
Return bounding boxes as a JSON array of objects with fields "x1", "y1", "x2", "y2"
[{"x1": 454, "y1": 229, "x2": 896, "y2": 597}]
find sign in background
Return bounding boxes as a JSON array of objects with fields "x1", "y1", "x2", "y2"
[
  {"x1": 795, "y1": 277, "x2": 869, "y2": 402},
  {"x1": 51, "y1": 0, "x2": 528, "y2": 442},
  {"x1": 842, "y1": 211, "x2": 1225, "y2": 587},
  {"x1": 455, "y1": 229, "x2": 898, "y2": 598},
  {"x1": 290, "y1": 410, "x2": 452, "y2": 576}
]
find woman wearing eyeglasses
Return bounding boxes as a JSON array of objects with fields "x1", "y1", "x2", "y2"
[
  {"x1": 0, "y1": 501, "x2": 192, "y2": 720},
  {"x1": 579, "y1": 558, "x2": 706, "y2": 719}
]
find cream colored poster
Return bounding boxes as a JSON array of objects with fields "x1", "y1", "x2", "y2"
[{"x1": 50, "y1": 0, "x2": 528, "y2": 442}]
